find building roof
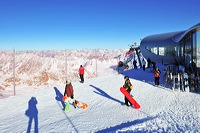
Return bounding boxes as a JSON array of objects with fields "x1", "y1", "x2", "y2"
[
  {"x1": 141, "y1": 23, "x2": 200, "y2": 44},
  {"x1": 172, "y1": 23, "x2": 200, "y2": 42}
]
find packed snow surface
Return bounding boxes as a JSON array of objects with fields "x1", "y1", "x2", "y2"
[{"x1": 0, "y1": 68, "x2": 200, "y2": 132}]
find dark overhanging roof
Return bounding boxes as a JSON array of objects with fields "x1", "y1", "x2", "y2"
[
  {"x1": 141, "y1": 23, "x2": 200, "y2": 44},
  {"x1": 172, "y1": 23, "x2": 200, "y2": 42}
]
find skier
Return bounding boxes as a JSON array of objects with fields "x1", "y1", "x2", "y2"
[
  {"x1": 154, "y1": 67, "x2": 161, "y2": 86},
  {"x1": 78, "y1": 65, "x2": 85, "y2": 83},
  {"x1": 123, "y1": 76, "x2": 133, "y2": 106}
]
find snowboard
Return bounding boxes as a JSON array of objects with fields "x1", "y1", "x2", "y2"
[
  {"x1": 120, "y1": 87, "x2": 140, "y2": 109},
  {"x1": 62, "y1": 96, "x2": 88, "y2": 110},
  {"x1": 72, "y1": 100, "x2": 88, "y2": 109}
]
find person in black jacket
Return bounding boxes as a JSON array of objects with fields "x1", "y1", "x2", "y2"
[{"x1": 123, "y1": 76, "x2": 133, "y2": 106}]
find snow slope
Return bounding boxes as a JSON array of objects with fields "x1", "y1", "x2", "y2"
[{"x1": 0, "y1": 68, "x2": 200, "y2": 132}]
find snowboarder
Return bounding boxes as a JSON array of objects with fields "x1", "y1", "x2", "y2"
[
  {"x1": 123, "y1": 76, "x2": 133, "y2": 106},
  {"x1": 154, "y1": 67, "x2": 161, "y2": 86},
  {"x1": 78, "y1": 65, "x2": 85, "y2": 83}
]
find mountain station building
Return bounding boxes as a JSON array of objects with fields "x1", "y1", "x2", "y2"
[{"x1": 140, "y1": 23, "x2": 200, "y2": 72}]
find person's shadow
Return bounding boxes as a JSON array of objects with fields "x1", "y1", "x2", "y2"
[
  {"x1": 54, "y1": 87, "x2": 65, "y2": 108},
  {"x1": 25, "y1": 97, "x2": 38, "y2": 133},
  {"x1": 90, "y1": 85, "x2": 124, "y2": 104}
]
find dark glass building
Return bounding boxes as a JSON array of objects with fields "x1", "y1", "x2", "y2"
[{"x1": 140, "y1": 23, "x2": 200, "y2": 71}]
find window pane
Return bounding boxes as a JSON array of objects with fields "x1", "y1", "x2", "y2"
[
  {"x1": 197, "y1": 29, "x2": 200, "y2": 67},
  {"x1": 159, "y1": 47, "x2": 164, "y2": 55}
]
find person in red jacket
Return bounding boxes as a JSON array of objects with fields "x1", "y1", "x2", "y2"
[
  {"x1": 78, "y1": 65, "x2": 85, "y2": 83},
  {"x1": 64, "y1": 79, "x2": 74, "y2": 99},
  {"x1": 154, "y1": 67, "x2": 161, "y2": 86}
]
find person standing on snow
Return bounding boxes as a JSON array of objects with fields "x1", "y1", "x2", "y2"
[
  {"x1": 133, "y1": 59, "x2": 137, "y2": 69},
  {"x1": 123, "y1": 76, "x2": 133, "y2": 106},
  {"x1": 142, "y1": 58, "x2": 146, "y2": 71},
  {"x1": 78, "y1": 65, "x2": 85, "y2": 83},
  {"x1": 154, "y1": 67, "x2": 161, "y2": 86}
]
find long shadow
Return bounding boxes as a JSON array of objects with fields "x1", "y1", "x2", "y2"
[
  {"x1": 54, "y1": 87, "x2": 65, "y2": 108},
  {"x1": 95, "y1": 116, "x2": 157, "y2": 133},
  {"x1": 53, "y1": 87, "x2": 78, "y2": 132},
  {"x1": 90, "y1": 85, "x2": 124, "y2": 104},
  {"x1": 25, "y1": 97, "x2": 39, "y2": 133}
]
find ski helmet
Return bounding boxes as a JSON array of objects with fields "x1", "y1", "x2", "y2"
[
  {"x1": 124, "y1": 76, "x2": 129, "y2": 80},
  {"x1": 66, "y1": 79, "x2": 71, "y2": 84}
]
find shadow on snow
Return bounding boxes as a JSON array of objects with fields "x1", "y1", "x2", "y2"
[
  {"x1": 25, "y1": 97, "x2": 39, "y2": 133},
  {"x1": 53, "y1": 87, "x2": 78, "y2": 132},
  {"x1": 90, "y1": 85, "x2": 124, "y2": 105},
  {"x1": 96, "y1": 116, "x2": 157, "y2": 133}
]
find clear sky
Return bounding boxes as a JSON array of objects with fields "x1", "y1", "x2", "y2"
[{"x1": 0, "y1": 0, "x2": 200, "y2": 50}]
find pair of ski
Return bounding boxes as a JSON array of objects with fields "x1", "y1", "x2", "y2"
[
  {"x1": 62, "y1": 96, "x2": 88, "y2": 111},
  {"x1": 120, "y1": 87, "x2": 140, "y2": 109}
]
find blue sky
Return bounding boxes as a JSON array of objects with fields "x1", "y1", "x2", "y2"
[{"x1": 0, "y1": 0, "x2": 200, "y2": 50}]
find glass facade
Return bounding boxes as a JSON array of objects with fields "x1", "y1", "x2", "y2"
[
  {"x1": 145, "y1": 46, "x2": 178, "y2": 56},
  {"x1": 144, "y1": 28, "x2": 200, "y2": 71},
  {"x1": 178, "y1": 29, "x2": 200, "y2": 70},
  {"x1": 195, "y1": 29, "x2": 200, "y2": 68}
]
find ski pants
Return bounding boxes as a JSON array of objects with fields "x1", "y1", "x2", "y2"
[
  {"x1": 80, "y1": 74, "x2": 84, "y2": 82},
  {"x1": 125, "y1": 96, "x2": 132, "y2": 106},
  {"x1": 155, "y1": 77, "x2": 160, "y2": 85}
]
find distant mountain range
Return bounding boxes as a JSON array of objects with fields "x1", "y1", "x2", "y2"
[{"x1": 0, "y1": 49, "x2": 127, "y2": 90}]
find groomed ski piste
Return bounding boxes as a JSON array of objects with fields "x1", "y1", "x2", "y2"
[{"x1": 0, "y1": 65, "x2": 200, "y2": 132}]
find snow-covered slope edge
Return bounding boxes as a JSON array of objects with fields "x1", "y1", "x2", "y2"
[{"x1": 0, "y1": 69, "x2": 199, "y2": 132}]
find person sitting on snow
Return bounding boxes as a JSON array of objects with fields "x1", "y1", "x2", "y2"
[
  {"x1": 64, "y1": 79, "x2": 74, "y2": 99},
  {"x1": 63, "y1": 79, "x2": 77, "y2": 107}
]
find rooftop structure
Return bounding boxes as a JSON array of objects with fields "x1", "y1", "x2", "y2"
[{"x1": 140, "y1": 23, "x2": 200, "y2": 72}]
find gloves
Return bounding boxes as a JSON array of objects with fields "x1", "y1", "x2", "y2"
[{"x1": 127, "y1": 88, "x2": 131, "y2": 93}]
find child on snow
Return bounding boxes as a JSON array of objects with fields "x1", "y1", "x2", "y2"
[{"x1": 123, "y1": 76, "x2": 133, "y2": 106}]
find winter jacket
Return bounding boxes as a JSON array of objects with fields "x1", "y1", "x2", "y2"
[
  {"x1": 142, "y1": 60, "x2": 146, "y2": 65},
  {"x1": 123, "y1": 80, "x2": 133, "y2": 93},
  {"x1": 79, "y1": 67, "x2": 84, "y2": 75},
  {"x1": 154, "y1": 70, "x2": 161, "y2": 77},
  {"x1": 64, "y1": 83, "x2": 74, "y2": 97}
]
